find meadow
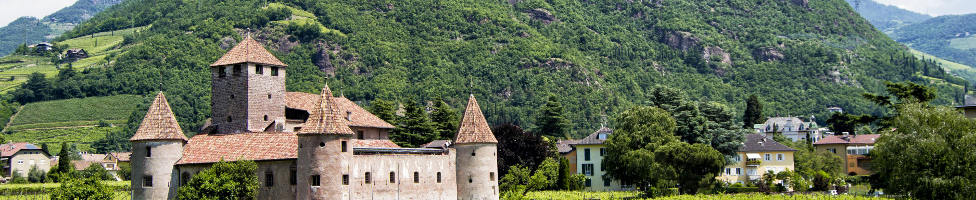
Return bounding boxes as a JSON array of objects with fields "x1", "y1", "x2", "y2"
[{"x1": 6, "y1": 94, "x2": 140, "y2": 131}]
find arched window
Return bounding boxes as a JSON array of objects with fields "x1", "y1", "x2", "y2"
[{"x1": 436, "y1": 172, "x2": 441, "y2": 183}]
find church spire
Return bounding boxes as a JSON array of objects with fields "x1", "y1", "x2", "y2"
[
  {"x1": 298, "y1": 84, "x2": 355, "y2": 135},
  {"x1": 455, "y1": 94, "x2": 497, "y2": 144},
  {"x1": 130, "y1": 92, "x2": 188, "y2": 142}
]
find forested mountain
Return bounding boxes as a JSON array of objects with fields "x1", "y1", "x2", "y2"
[
  {"x1": 0, "y1": 0, "x2": 123, "y2": 56},
  {"x1": 28, "y1": 0, "x2": 967, "y2": 138},
  {"x1": 844, "y1": 0, "x2": 930, "y2": 33},
  {"x1": 892, "y1": 14, "x2": 976, "y2": 76}
]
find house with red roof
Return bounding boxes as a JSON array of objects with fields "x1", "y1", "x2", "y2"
[
  {"x1": 0, "y1": 142, "x2": 51, "y2": 178},
  {"x1": 813, "y1": 134, "x2": 880, "y2": 175}
]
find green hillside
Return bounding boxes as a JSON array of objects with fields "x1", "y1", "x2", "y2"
[
  {"x1": 17, "y1": 0, "x2": 967, "y2": 139},
  {"x1": 4, "y1": 127, "x2": 120, "y2": 154},
  {"x1": 5, "y1": 95, "x2": 141, "y2": 131},
  {"x1": 844, "y1": 0, "x2": 931, "y2": 34},
  {"x1": 892, "y1": 14, "x2": 976, "y2": 81},
  {"x1": 0, "y1": 0, "x2": 124, "y2": 56}
]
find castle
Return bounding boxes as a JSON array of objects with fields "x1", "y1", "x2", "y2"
[{"x1": 128, "y1": 35, "x2": 500, "y2": 200}]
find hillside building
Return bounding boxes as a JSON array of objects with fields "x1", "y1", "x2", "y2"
[
  {"x1": 129, "y1": 35, "x2": 499, "y2": 200},
  {"x1": 755, "y1": 117, "x2": 824, "y2": 143}
]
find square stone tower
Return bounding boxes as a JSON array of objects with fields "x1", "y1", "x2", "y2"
[{"x1": 209, "y1": 35, "x2": 288, "y2": 134}]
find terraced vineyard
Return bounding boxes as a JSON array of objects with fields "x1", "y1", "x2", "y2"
[
  {"x1": 0, "y1": 26, "x2": 146, "y2": 93},
  {"x1": 5, "y1": 94, "x2": 141, "y2": 131}
]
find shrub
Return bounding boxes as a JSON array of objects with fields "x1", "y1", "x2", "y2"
[
  {"x1": 812, "y1": 170, "x2": 831, "y2": 191},
  {"x1": 176, "y1": 160, "x2": 258, "y2": 200},
  {"x1": 10, "y1": 171, "x2": 28, "y2": 184},
  {"x1": 725, "y1": 187, "x2": 759, "y2": 193},
  {"x1": 27, "y1": 166, "x2": 46, "y2": 183},
  {"x1": 81, "y1": 164, "x2": 113, "y2": 180},
  {"x1": 50, "y1": 177, "x2": 113, "y2": 200}
]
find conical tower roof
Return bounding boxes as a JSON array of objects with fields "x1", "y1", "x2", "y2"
[
  {"x1": 130, "y1": 92, "x2": 188, "y2": 142},
  {"x1": 209, "y1": 34, "x2": 287, "y2": 67},
  {"x1": 455, "y1": 95, "x2": 497, "y2": 144},
  {"x1": 298, "y1": 84, "x2": 355, "y2": 135}
]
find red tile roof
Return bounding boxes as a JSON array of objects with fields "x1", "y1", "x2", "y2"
[
  {"x1": 109, "y1": 152, "x2": 131, "y2": 162},
  {"x1": 353, "y1": 139, "x2": 401, "y2": 148},
  {"x1": 814, "y1": 134, "x2": 880, "y2": 145},
  {"x1": 176, "y1": 132, "x2": 298, "y2": 165},
  {"x1": 286, "y1": 92, "x2": 395, "y2": 129},
  {"x1": 455, "y1": 95, "x2": 497, "y2": 144},
  {"x1": 298, "y1": 85, "x2": 355, "y2": 135},
  {"x1": 0, "y1": 142, "x2": 43, "y2": 157},
  {"x1": 130, "y1": 92, "x2": 188, "y2": 142},
  {"x1": 209, "y1": 35, "x2": 286, "y2": 67}
]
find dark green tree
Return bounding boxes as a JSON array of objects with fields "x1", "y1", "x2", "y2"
[
  {"x1": 534, "y1": 95, "x2": 570, "y2": 138},
  {"x1": 369, "y1": 99, "x2": 397, "y2": 124},
  {"x1": 41, "y1": 143, "x2": 50, "y2": 155},
  {"x1": 177, "y1": 160, "x2": 259, "y2": 200},
  {"x1": 826, "y1": 112, "x2": 873, "y2": 134},
  {"x1": 430, "y1": 100, "x2": 458, "y2": 140},
  {"x1": 493, "y1": 124, "x2": 555, "y2": 177},
  {"x1": 654, "y1": 142, "x2": 725, "y2": 194},
  {"x1": 390, "y1": 103, "x2": 436, "y2": 147},
  {"x1": 603, "y1": 106, "x2": 679, "y2": 195},
  {"x1": 50, "y1": 177, "x2": 113, "y2": 200},
  {"x1": 28, "y1": 165, "x2": 47, "y2": 183},
  {"x1": 873, "y1": 104, "x2": 976, "y2": 199},
  {"x1": 81, "y1": 164, "x2": 113, "y2": 180},
  {"x1": 742, "y1": 95, "x2": 763, "y2": 128}
]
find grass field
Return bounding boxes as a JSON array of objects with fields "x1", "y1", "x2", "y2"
[
  {"x1": 6, "y1": 95, "x2": 141, "y2": 131},
  {"x1": 266, "y1": 3, "x2": 346, "y2": 38},
  {"x1": 522, "y1": 191, "x2": 892, "y2": 200},
  {"x1": 949, "y1": 36, "x2": 976, "y2": 50},
  {"x1": 910, "y1": 49, "x2": 975, "y2": 72}
]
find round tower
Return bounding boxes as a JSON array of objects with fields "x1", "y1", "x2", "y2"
[
  {"x1": 130, "y1": 92, "x2": 188, "y2": 200},
  {"x1": 296, "y1": 84, "x2": 355, "y2": 200},
  {"x1": 455, "y1": 95, "x2": 500, "y2": 200}
]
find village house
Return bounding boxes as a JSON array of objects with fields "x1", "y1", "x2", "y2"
[
  {"x1": 557, "y1": 127, "x2": 632, "y2": 191},
  {"x1": 64, "y1": 48, "x2": 89, "y2": 62},
  {"x1": 717, "y1": 134, "x2": 796, "y2": 184},
  {"x1": 813, "y1": 134, "x2": 879, "y2": 176},
  {"x1": 129, "y1": 35, "x2": 500, "y2": 200},
  {"x1": 755, "y1": 117, "x2": 824, "y2": 143},
  {"x1": 0, "y1": 143, "x2": 50, "y2": 178}
]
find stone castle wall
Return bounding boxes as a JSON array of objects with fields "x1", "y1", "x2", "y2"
[
  {"x1": 455, "y1": 143, "x2": 499, "y2": 200},
  {"x1": 211, "y1": 64, "x2": 249, "y2": 134},
  {"x1": 246, "y1": 63, "x2": 285, "y2": 132},
  {"x1": 346, "y1": 150, "x2": 457, "y2": 200},
  {"x1": 177, "y1": 160, "x2": 297, "y2": 200},
  {"x1": 297, "y1": 134, "x2": 352, "y2": 200},
  {"x1": 131, "y1": 141, "x2": 183, "y2": 200}
]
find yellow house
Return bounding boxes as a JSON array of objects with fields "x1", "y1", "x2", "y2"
[
  {"x1": 717, "y1": 134, "x2": 796, "y2": 184},
  {"x1": 557, "y1": 127, "x2": 633, "y2": 191}
]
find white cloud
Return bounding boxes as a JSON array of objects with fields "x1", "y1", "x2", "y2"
[
  {"x1": 873, "y1": 0, "x2": 976, "y2": 16},
  {"x1": 0, "y1": 0, "x2": 77, "y2": 26}
]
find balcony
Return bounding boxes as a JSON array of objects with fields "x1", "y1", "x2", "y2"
[{"x1": 745, "y1": 159, "x2": 761, "y2": 167}]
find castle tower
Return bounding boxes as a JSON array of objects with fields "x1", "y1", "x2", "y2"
[
  {"x1": 455, "y1": 95, "x2": 500, "y2": 200},
  {"x1": 130, "y1": 92, "x2": 188, "y2": 200},
  {"x1": 209, "y1": 35, "x2": 288, "y2": 134},
  {"x1": 296, "y1": 84, "x2": 355, "y2": 200}
]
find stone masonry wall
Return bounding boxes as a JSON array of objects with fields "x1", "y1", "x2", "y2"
[
  {"x1": 212, "y1": 65, "x2": 248, "y2": 134},
  {"x1": 455, "y1": 144, "x2": 499, "y2": 200},
  {"x1": 177, "y1": 160, "x2": 297, "y2": 200},
  {"x1": 347, "y1": 151, "x2": 457, "y2": 200},
  {"x1": 246, "y1": 63, "x2": 286, "y2": 132},
  {"x1": 131, "y1": 141, "x2": 183, "y2": 200}
]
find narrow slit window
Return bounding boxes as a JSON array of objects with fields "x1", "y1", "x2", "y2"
[
  {"x1": 436, "y1": 172, "x2": 442, "y2": 183},
  {"x1": 145, "y1": 146, "x2": 151, "y2": 158},
  {"x1": 265, "y1": 171, "x2": 274, "y2": 187},
  {"x1": 390, "y1": 172, "x2": 396, "y2": 183},
  {"x1": 341, "y1": 141, "x2": 347, "y2": 152},
  {"x1": 289, "y1": 168, "x2": 297, "y2": 185},
  {"x1": 342, "y1": 174, "x2": 349, "y2": 185},
  {"x1": 365, "y1": 172, "x2": 371, "y2": 184},
  {"x1": 413, "y1": 172, "x2": 419, "y2": 183}
]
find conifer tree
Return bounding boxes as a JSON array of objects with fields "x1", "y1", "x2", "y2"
[
  {"x1": 535, "y1": 95, "x2": 569, "y2": 138},
  {"x1": 430, "y1": 101, "x2": 458, "y2": 140},
  {"x1": 742, "y1": 94, "x2": 763, "y2": 128},
  {"x1": 369, "y1": 99, "x2": 397, "y2": 124},
  {"x1": 391, "y1": 103, "x2": 436, "y2": 147}
]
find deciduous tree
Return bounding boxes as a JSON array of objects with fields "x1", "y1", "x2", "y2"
[{"x1": 177, "y1": 160, "x2": 259, "y2": 200}]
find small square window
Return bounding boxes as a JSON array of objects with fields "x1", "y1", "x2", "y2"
[
  {"x1": 256, "y1": 65, "x2": 263, "y2": 74},
  {"x1": 144, "y1": 176, "x2": 153, "y2": 187},
  {"x1": 342, "y1": 174, "x2": 349, "y2": 185},
  {"x1": 217, "y1": 68, "x2": 226, "y2": 77},
  {"x1": 233, "y1": 64, "x2": 242, "y2": 76},
  {"x1": 271, "y1": 67, "x2": 279, "y2": 76},
  {"x1": 489, "y1": 172, "x2": 495, "y2": 181}
]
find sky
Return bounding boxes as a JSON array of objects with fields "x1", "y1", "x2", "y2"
[
  {"x1": 0, "y1": 0, "x2": 76, "y2": 27},
  {"x1": 874, "y1": 0, "x2": 976, "y2": 16}
]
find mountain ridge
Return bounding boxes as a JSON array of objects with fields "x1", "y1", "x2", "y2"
[
  {"x1": 0, "y1": 0, "x2": 123, "y2": 56},
  {"x1": 14, "y1": 0, "x2": 968, "y2": 137}
]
